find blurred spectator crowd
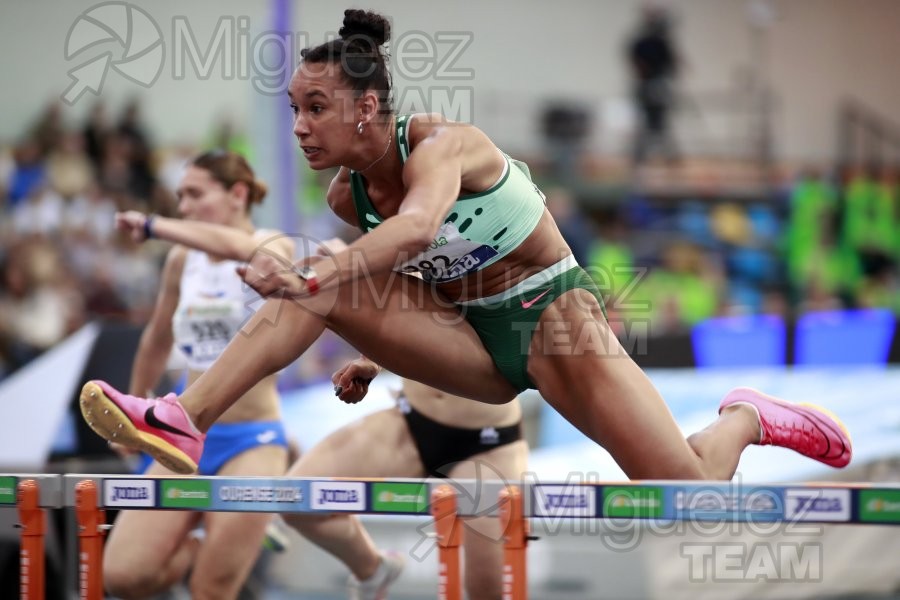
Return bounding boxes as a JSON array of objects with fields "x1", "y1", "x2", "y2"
[
  {"x1": 0, "y1": 100, "x2": 177, "y2": 378},
  {"x1": 0, "y1": 99, "x2": 362, "y2": 385},
  {"x1": 2, "y1": 99, "x2": 899, "y2": 380},
  {"x1": 547, "y1": 165, "x2": 899, "y2": 338}
]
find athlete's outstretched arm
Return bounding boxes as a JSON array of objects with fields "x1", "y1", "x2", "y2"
[
  {"x1": 239, "y1": 125, "x2": 467, "y2": 298},
  {"x1": 128, "y1": 247, "x2": 184, "y2": 397},
  {"x1": 116, "y1": 211, "x2": 294, "y2": 263}
]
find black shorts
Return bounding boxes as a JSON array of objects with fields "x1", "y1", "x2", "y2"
[{"x1": 398, "y1": 396, "x2": 523, "y2": 478}]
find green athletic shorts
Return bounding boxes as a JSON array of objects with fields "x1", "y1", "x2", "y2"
[{"x1": 458, "y1": 256, "x2": 606, "y2": 393}]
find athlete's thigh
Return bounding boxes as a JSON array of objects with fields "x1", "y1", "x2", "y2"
[
  {"x1": 192, "y1": 509, "x2": 271, "y2": 595},
  {"x1": 191, "y1": 444, "x2": 289, "y2": 588},
  {"x1": 103, "y1": 462, "x2": 201, "y2": 572},
  {"x1": 448, "y1": 439, "x2": 529, "y2": 482},
  {"x1": 447, "y1": 442, "x2": 529, "y2": 598},
  {"x1": 526, "y1": 289, "x2": 703, "y2": 479},
  {"x1": 215, "y1": 438, "x2": 289, "y2": 478},
  {"x1": 201, "y1": 443, "x2": 289, "y2": 541},
  {"x1": 294, "y1": 270, "x2": 518, "y2": 403},
  {"x1": 288, "y1": 408, "x2": 426, "y2": 478},
  {"x1": 458, "y1": 514, "x2": 504, "y2": 600}
]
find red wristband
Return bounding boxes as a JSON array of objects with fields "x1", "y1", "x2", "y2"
[
  {"x1": 305, "y1": 275, "x2": 319, "y2": 295},
  {"x1": 292, "y1": 265, "x2": 319, "y2": 296}
]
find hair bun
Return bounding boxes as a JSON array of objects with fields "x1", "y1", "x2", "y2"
[
  {"x1": 339, "y1": 9, "x2": 391, "y2": 46},
  {"x1": 250, "y1": 180, "x2": 268, "y2": 205}
]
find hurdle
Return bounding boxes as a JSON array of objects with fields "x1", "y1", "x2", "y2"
[
  {"x1": 17, "y1": 480, "x2": 44, "y2": 600},
  {"x1": 431, "y1": 483, "x2": 530, "y2": 600},
  {"x1": 75, "y1": 480, "x2": 106, "y2": 600},
  {"x1": 7, "y1": 474, "x2": 900, "y2": 598},
  {"x1": 432, "y1": 484, "x2": 464, "y2": 600},
  {"x1": 499, "y1": 485, "x2": 529, "y2": 600},
  {"x1": 1, "y1": 475, "x2": 62, "y2": 600}
]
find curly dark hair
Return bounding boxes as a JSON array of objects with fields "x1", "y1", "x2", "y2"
[{"x1": 299, "y1": 9, "x2": 393, "y2": 114}]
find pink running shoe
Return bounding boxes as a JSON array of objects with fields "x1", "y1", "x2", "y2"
[
  {"x1": 719, "y1": 387, "x2": 852, "y2": 468},
  {"x1": 80, "y1": 380, "x2": 204, "y2": 474}
]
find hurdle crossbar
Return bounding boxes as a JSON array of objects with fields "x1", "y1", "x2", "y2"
[
  {"x1": 50, "y1": 475, "x2": 900, "y2": 525},
  {"x1": 5, "y1": 474, "x2": 900, "y2": 599}
]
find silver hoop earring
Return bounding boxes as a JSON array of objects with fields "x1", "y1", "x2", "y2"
[{"x1": 357, "y1": 121, "x2": 364, "y2": 135}]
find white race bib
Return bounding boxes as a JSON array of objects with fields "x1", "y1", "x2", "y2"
[
  {"x1": 398, "y1": 223, "x2": 498, "y2": 282},
  {"x1": 173, "y1": 301, "x2": 241, "y2": 366}
]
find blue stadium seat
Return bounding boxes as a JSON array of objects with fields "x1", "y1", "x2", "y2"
[
  {"x1": 795, "y1": 309, "x2": 896, "y2": 366},
  {"x1": 691, "y1": 315, "x2": 787, "y2": 368}
]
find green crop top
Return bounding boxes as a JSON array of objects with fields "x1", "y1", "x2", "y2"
[{"x1": 349, "y1": 114, "x2": 547, "y2": 283}]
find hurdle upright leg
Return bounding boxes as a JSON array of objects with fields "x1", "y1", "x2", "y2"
[
  {"x1": 17, "y1": 479, "x2": 45, "y2": 600},
  {"x1": 431, "y1": 484, "x2": 463, "y2": 600},
  {"x1": 75, "y1": 480, "x2": 106, "y2": 600},
  {"x1": 499, "y1": 485, "x2": 528, "y2": 600}
]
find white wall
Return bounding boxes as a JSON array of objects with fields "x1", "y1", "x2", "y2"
[
  {"x1": 1, "y1": 0, "x2": 898, "y2": 162},
  {"x1": 0, "y1": 0, "x2": 272, "y2": 146},
  {"x1": 765, "y1": 0, "x2": 900, "y2": 161}
]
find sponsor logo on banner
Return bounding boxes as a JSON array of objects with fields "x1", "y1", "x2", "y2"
[
  {"x1": 784, "y1": 489, "x2": 850, "y2": 522},
  {"x1": 603, "y1": 486, "x2": 664, "y2": 518},
  {"x1": 859, "y1": 490, "x2": 900, "y2": 523},
  {"x1": 211, "y1": 480, "x2": 307, "y2": 512},
  {"x1": 0, "y1": 476, "x2": 16, "y2": 504},
  {"x1": 674, "y1": 486, "x2": 783, "y2": 521},
  {"x1": 311, "y1": 481, "x2": 365, "y2": 511},
  {"x1": 534, "y1": 485, "x2": 596, "y2": 517},
  {"x1": 161, "y1": 480, "x2": 211, "y2": 509},
  {"x1": 372, "y1": 483, "x2": 429, "y2": 513},
  {"x1": 103, "y1": 479, "x2": 155, "y2": 507}
]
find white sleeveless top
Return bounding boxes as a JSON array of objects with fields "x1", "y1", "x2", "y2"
[{"x1": 172, "y1": 249, "x2": 252, "y2": 371}]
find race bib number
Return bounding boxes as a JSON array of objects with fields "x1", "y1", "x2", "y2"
[
  {"x1": 398, "y1": 223, "x2": 498, "y2": 282},
  {"x1": 182, "y1": 318, "x2": 231, "y2": 363},
  {"x1": 174, "y1": 300, "x2": 243, "y2": 365}
]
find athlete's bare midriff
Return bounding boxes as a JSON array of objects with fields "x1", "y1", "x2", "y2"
[
  {"x1": 436, "y1": 209, "x2": 574, "y2": 302},
  {"x1": 402, "y1": 379, "x2": 521, "y2": 429},
  {"x1": 186, "y1": 370, "x2": 281, "y2": 424}
]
